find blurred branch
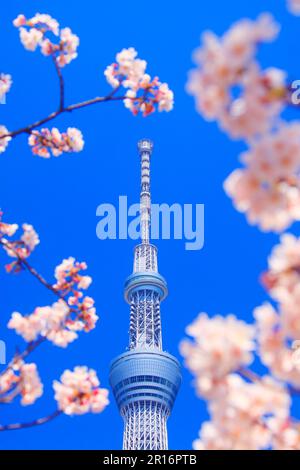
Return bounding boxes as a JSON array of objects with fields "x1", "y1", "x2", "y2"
[{"x1": 0, "y1": 409, "x2": 62, "y2": 431}]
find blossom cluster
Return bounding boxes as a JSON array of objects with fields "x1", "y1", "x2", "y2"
[
  {"x1": 180, "y1": 313, "x2": 255, "y2": 398},
  {"x1": 0, "y1": 361, "x2": 43, "y2": 405},
  {"x1": 28, "y1": 127, "x2": 84, "y2": 158},
  {"x1": 193, "y1": 374, "x2": 296, "y2": 450},
  {"x1": 287, "y1": 0, "x2": 300, "y2": 15},
  {"x1": 187, "y1": 14, "x2": 284, "y2": 141},
  {"x1": 13, "y1": 13, "x2": 79, "y2": 67},
  {"x1": 8, "y1": 257, "x2": 98, "y2": 347},
  {"x1": 53, "y1": 367, "x2": 109, "y2": 415},
  {"x1": 181, "y1": 310, "x2": 300, "y2": 449},
  {"x1": 105, "y1": 48, "x2": 174, "y2": 116},
  {"x1": 0, "y1": 212, "x2": 40, "y2": 271},
  {"x1": 224, "y1": 123, "x2": 300, "y2": 232},
  {"x1": 251, "y1": 234, "x2": 300, "y2": 386},
  {"x1": 0, "y1": 74, "x2": 12, "y2": 102}
]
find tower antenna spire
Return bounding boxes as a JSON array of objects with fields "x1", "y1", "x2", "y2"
[
  {"x1": 138, "y1": 138, "x2": 153, "y2": 245},
  {"x1": 109, "y1": 139, "x2": 181, "y2": 450}
]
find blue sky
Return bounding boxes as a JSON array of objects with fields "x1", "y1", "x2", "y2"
[{"x1": 0, "y1": 0, "x2": 300, "y2": 450}]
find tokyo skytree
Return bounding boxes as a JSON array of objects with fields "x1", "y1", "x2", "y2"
[{"x1": 109, "y1": 139, "x2": 181, "y2": 450}]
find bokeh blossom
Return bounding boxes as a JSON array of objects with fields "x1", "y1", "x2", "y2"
[
  {"x1": 53, "y1": 367, "x2": 109, "y2": 415},
  {"x1": 186, "y1": 14, "x2": 285, "y2": 141},
  {"x1": 105, "y1": 47, "x2": 174, "y2": 116},
  {"x1": 28, "y1": 127, "x2": 84, "y2": 158},
  {"x1": 193, "y1": 374, "x2": 292, "y2": 450},
  {"x1": 180, "y1": 313, "x2": 255, "y2": 398},
  {"x1": 254, "y1": 303, "x2": 300, "y2": 387},
  {"x1": 262, "y1": 233, "x2": 300, "y2": 301},
  {"x1": 13, "y1": 13, "x2": 79, "y2": 67},
  {"x1": 224, "y1": 124, "x2": 300, "y2": 232},
  {"x1": 0, "y1": 74, "x2": 12, "y2": 102},
  {"x1": 253, "y1": 236, "x2": 300, "y2": 386},
  {"x1": 287, "y1": 0, "x2": 300, "y2": 15}
]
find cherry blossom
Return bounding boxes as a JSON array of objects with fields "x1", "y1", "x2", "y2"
[
  {"x1": 1, "y1": 218, "x2": 40, "y2": 272},
  {"x1": 105, "y1": 47, "x2": 174, "y2": 116},
  {"x1": 0, "y1": 74, "x2": 12, "y2": 101},
  {"x1": 224, "y1": 123, "x2": 300, "y2": 232},
  {"x1": 180, "y1": 313, "x2": 255, "y2": 398},
  {"x1": 0, "y1": 213, "x2": 18, "y2": 237},
  {"x1": 287, "y1": 0, "x2": 300, "y2": 15},
  {"x1": 186, "y1": 14, "x2": 285, "y2": 140},
  {"x1": 8, "y1": 294, "x2": 98, "y2": 348},
  {"x1": 54, "y1": 257, "x2": 92, "y2": 293},
  {"x1": 13, "y1": 13, "x2": 79, "y2": 68},
  {"x1": 262, "y1": 233, "x2": 300, "y2": 302},
  {"x1": 292, "y1": 340, "x2": 300, "y2": 368},
  {"x1": 53, "y1": 367, "x2": 109, "y2": 415},
  {"x1": 193, "y1": 374, "x2": 290, "y2": 450},
  {"x1": 0, "y1": 361, "x2": 43, "y2": 405},
  {"x1": 0, "y1": 126, "x2": 11, "y2": 153},
  {"x1": 19, "y1": 363, "x2": 44, "y2": 405},
  {"x1": 270, "y1": 422, "x2": 300, "y2": 450},
  {"x1": 28, "y1": 127, "x2": 84, "y2": 158},
  {"x1": 41, "y1": 27, "x2": 79, "y2": 67},
  {"x1": 254, "y1": 303, "x2": 300, "y2": 387}
]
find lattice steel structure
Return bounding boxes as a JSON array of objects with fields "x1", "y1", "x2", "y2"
[{"x1": 109, "y1": 139, "x2": 181, "y2": 450}]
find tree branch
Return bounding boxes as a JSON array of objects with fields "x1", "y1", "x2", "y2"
[
  {"x1": 52, "y1": 55, "x2": 65, "y2": 112},
  {"x1": 0, "y1": 238, "x2": 72, "y2": 378},
  {"x1": 0, "y1": 239, "x2": 66, "y2": 301},
  {"x1": 0, "y1": 88, "x2": 135, "y2": 142},
  {"x1": 0, "y1": 409, "x2": 62, "y2": 431}
]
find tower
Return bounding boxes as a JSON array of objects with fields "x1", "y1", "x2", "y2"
[{"x1": 109, "y1": 139, "x2": 181, "y2": 450}]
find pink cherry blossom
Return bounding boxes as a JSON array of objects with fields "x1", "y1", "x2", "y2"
[
  {"x1": 54, "y1": 257, "x2": 91, "y2": 292},
  {"x1": 1, "y1": 221, "x2": 40, "y2": 272},
  {"x1": 0, "y1": 74, "x2": 12, "y2": 100},
  {"x1": 287, "y1": 0, "x2": 300, "y2": 15},
  {"x1": 224, "y1": 123, "x2": 300, "y2": 232},
  {"x1": 0, "y1": 212, "x2": 18, "y2": 237},
  {"x1": 187, "y1": 14, "x2": 284, "y2": 140},
  {"x1": 0, "y1": 126, "x2": 11, "y2": 153},
  {"x1": 28, "y1": 127, "x2": 84, "y2": 158},
  {"x1": 53, "y1": 366, "x2": 109, "y2": 415},
  {"x1": 262, "y1": 234, "x2": 300, "y2": 302},
  {"x1": 193, "y1": 374, "x2": 290, "y2": 450},
  {"x1": 41, "y1": 28, "x2": 79, "y2": 67},
  {"x1": 14, "y1": 13, "x2": 78, "y2": 68},
  {"x1": 105, "y1": 47, "x2": 174, "y2": 116},
  {"x1": 19, "y1": 27, "x2": 43, "y2": 51},
  {"x1": 19, "y1": 363, "x2": 43, "y2": 405},
  {"x1": 180, "y1": 313, "x2": 255, "y2": 398},
  {"x1": 254, "y1": 303, "x2": 300, "y2": 387},
  {"x1": 292, "y1": 340, "x2": 300, "y2": 368},
  {"x1": 8, "y1": 291, "x2": 98, "y2": 347},
  {"x1": 0, "y1": 361, "x2": 43, "y2": 405}
]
